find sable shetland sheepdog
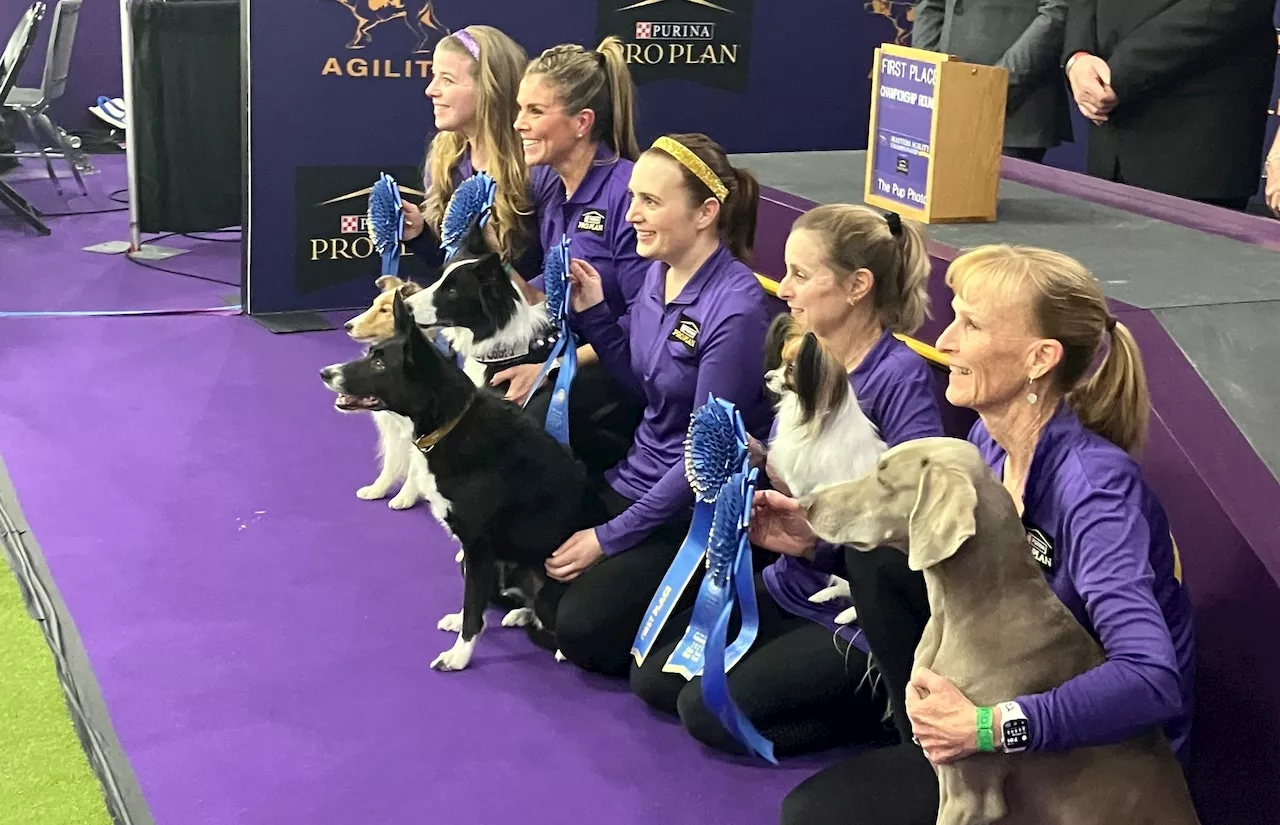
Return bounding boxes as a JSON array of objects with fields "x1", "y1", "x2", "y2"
[
  {"x1": 764, "y1": 315, "x2": 889, "y2": 620},
  {"x1": 407, "y1": 212, "x2": 559, "y2": 386},
  {"x1": 321, "y1": 292, "x2": 601, "y2": 671},
  {"x1": 341, "y1": 276, "x2": 446, "y2": 515}
]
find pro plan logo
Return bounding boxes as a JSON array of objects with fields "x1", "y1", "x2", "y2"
[
  {"x1": 294, "y1": 165, "x2": 424, "y2": 294},
  {"x1": 599, "y1": 0, "x2": 753, "y2": 92},
  {"x1": 318, "y1": 0, "x2": 447, "y2": 80}
]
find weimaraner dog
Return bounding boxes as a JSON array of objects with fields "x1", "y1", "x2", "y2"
[{"x1": 801, "y1": 437, "x2": 1200, "y2": 825}]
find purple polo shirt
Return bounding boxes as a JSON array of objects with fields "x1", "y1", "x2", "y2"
[
  {"x1": 761, "y1": 328, "x2": 945, "y2": 651},
  {"x1": 575, "y1": 243, "x2": 774, "y2": 555},
  {"x1": 403, "y1": 150, "x2": 545, "y2": 281},
  {"x1": 972, "y1": 403, "x2": 1195, "y2": 769},
  {"x1": 528, "y1": 145, "x2": 648, "y2": 324}
]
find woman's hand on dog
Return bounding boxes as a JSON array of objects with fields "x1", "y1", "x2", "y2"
[
  {"x1": 546, "y1": 529, "x2": 605, "y2": 582},
  {"x1": 749, "y1": 491, "x2": 817, "y2": 559},
  {"x1": 906, "y1": 667, "x2": 987, "y2": 765},
  {"x1": 567, "y1": 259, "x2": 606, "y2": 313},
  {"x1": 492, "y1": 362, "x2": 548, "y2": 403},
  {"x1": 401, "y1": 201, "x2": 426, "y2": 241}
]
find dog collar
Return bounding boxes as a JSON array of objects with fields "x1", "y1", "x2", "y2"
[
  {"x1": 413, "y1": 395, "x2": 474, "y2": 453},
  {"x1": 474, "y1": 329, "x2": 560, "y2": 369}
]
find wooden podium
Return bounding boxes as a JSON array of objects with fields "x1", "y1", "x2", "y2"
[{"x1": 863, "y1": 43, "x2": 1008, "y2": 224}]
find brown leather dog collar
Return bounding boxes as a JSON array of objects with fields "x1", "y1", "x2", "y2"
[{"x1": 413, "y1": 395, "x2": 474, "y2": 453}]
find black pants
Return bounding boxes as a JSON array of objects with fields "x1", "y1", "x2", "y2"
[
  {"x1": 1004, "y1": 146, "x2": 1047, "y2": 163},
  {"x1": 521, "y1": 359, "x2": 644, "y2": 481},
  {"x1": 778, "y1": 545, "x2": 936, "y2": 824},
  {"x1": 1110, "y1": 159, "x2": 1250, "y2": 211},
  {"x1": 630, "y1": 573, "x2": 893, "y2": 758},
  {"x1": 536, "y1": 485, "x2": 695, "y2": 677}
]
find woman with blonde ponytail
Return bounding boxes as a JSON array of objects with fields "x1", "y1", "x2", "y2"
[
  {"x1": 775, "y1": 245, "x2": 1196, "y2": 825},
  {"x1": 401, "y1": 26, "x2": 544, "y2": 280},
  {"x1": 495, "y1": 36, "x2": 650, "y2": 478},
  {"x1": 632, "y1": 203, "x2": 947, "y2": 758}
]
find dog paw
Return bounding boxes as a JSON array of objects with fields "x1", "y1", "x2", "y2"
[
  {"x1": 808, "y1": 576, "x2": 852, "y2": 604},
  {"x1": 388, "y1": 491, "x2": 418, "y2": 510},
  {"x1": 501, "y1": 608, "x2": 535, "y2": 628},
  {"x1": 437, "y1": 612, "x2": 463, "y2": 633},
  {"x1": 554, "y1": 649, "x2": 567, "y2": 662},
  {"x1": 430, "y1": 637, "x2": 475, "y2": 672},
  {"x1": 357, "y1": 483, "x2": 390, "y2": 500},
  {"x1": 833, "y1": 605, "x2": 859, "y2": 625}
]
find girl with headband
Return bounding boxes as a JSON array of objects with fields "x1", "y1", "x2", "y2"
[
  {"x1": 400, "y1": 26, "x2": 544, "y2": 280},
  {"x1": 535, "y1": 133, "x2": 774, "y2": 679},
  {"x1": 492, "y1": 37, "x2": 650, "y2": 479},
  {"x1": 631, "y1": 204, "x2": 946, "y2": 758}
]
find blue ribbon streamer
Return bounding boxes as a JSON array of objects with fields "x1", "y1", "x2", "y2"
[
  {"x1": 701, "y1": 466, "x2": 776, "y2": 764},
  {"x1": 631, "y1": 395, "x2": 744, "y2": 667},
  {"x1": 519, "y1": 236, "x2": 576, "y2": 445}
]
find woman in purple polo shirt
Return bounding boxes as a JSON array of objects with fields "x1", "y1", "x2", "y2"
[
  {"x1": 535, "y1": 133, "x2": 774, "y2": 677},
  {"x1": 768, "y1": 245, "x2": 1196, "y2": 825},
  {"x1": 629, "y1": 204, "x2": 946, "y2": 757},
  {"x1": 398, "y1": 26, "x2": 544, "y2": 281},
  {"x1": 495, "y1": 37, "x2": 650, "y2": 477}
]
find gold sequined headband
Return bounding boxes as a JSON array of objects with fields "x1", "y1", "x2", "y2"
[{"x1": 651, "y1": 136, "x2": 728, "y2": 202}]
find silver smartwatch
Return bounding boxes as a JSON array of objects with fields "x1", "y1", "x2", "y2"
[{"x1": 999, "y1": 701, "x2": 1029, "y2": 753}]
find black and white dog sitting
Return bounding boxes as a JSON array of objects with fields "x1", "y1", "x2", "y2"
[
  {"x1": 321, "y1": 292, "x2": 599, "y2": 671},
  {"x1": 408, "y1": 213, "x2": 561, "y2": 389}
]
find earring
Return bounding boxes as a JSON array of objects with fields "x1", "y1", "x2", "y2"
[
  {"x1": 1026, "y1": 378, "x2": 1038, "y2": 405},
  {"x1": 576, "y1": 133, "x2": 583, "y2": 139}
]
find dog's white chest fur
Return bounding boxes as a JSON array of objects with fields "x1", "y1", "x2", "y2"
[
  {"x1": 768, "y1": 391, "x2": 888, "y2": 500},
  {"x1": 371, "y1": 410, "x2": 453, "y2": 524}
]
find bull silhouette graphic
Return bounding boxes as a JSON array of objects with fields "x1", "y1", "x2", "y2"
[{"x1": 327, "y1": 0, "x2": 445, "y2": 53}]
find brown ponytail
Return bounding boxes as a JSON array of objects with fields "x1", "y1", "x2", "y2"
[
  {"x1": 646, "y1": 132, "x2": 760, "y2": 264},
  {"x1": 945, "y1": 245, "x2": 1150, "y2": 454},
  {"x1": 524, "y1": 38, "x2": 640, "y2": 161},
  {"x1": 791, "y1": 204, "x2": 932, "y2": 335}
]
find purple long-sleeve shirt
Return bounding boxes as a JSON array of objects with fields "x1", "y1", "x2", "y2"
[
  {"x1": 762, "y1": 328, "x2": 945, "y2": 650},
  {"x1": 527, "y1": 146, "x2": 648, "y2": 330},
  {"x1": 971, "y1": 404, "x2": 1195, "y2": 769},
  {"x1": 575, "y1": 243, "x2": 774, "y2": 555}
]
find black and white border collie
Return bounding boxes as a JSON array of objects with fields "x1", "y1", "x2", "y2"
[
  {"x1": 321, "y1": 292, "x2": 599, "y2": 671},
  {"x1": 407, "y1": 213, "x2": 559, "y2": 387},
  {"x1": 764, "y1": 317, "x2": 888, "y2": 621}
]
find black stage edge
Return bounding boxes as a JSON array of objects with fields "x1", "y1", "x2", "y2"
[
  {"x1": 251, "y1": 311, "x2": 337, "y2": 334},
  {"x1": 0, "y1": 455, "x2": 156, "y2": 825}
]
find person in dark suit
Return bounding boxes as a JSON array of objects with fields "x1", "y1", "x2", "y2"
[
  {"x1": 913, "y1": 0, "x2": 1072, "y2": 162},
  {"x1": 1064, "y1": 0, "x2": 1275, "y2": 209}
]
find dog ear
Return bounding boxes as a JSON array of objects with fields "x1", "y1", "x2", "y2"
[
  {"x1": 392, "y1": 290, "x2": 415, "y2": 337},
  {"x1": 906, "y1": 459, "x2": 978, "y2": 571},
  {"x1": 458, "y1": 212, "x2": 492, "y2": 257},
  {"x1": 397, "y1": 280, "x2": 423, "y2": 297},
  {"x1": 794, "y1": 332, "x2": 849, "y2": 424},
  {"x1": 375, "y1": 275, "x2": 403, "y2": 292},
  {"x1": 763, "y1": 312, "x2": 797, "y2": 376}
]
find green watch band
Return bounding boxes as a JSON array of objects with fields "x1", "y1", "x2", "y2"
[{"x1": 976, "y1": 706, "x2": 996, "y2": 753}]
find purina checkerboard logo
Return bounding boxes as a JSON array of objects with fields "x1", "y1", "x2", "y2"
[
  {"x1": 294, "y1": 165, "x2": 423, "y2": 295},
  {"x1": 599, "y1": 0, "x2": 753, "y2": 92}
]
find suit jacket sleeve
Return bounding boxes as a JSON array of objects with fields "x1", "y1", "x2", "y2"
[
  {"x1": 911, "y1": 0, "x2": 946, "y2": 52},
  {"x1": 1106, "y1": 0, "x2": 1269, "y2": 106},
  {"x1": 1061, "y1": 0, "x2": 1098, "y2": 63},
  {"x1": 996, "y1": 0, "x2": 1069, "y2": 110}
]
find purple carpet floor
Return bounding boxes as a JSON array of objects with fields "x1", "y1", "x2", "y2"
[
  {"x1": 1, "y1": 153, "x2": 237, "y2": 313},
  {"x1": 0, "y1": 154, "x2": 823, "y2": 824}
]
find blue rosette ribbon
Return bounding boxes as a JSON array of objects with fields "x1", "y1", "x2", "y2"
[
  {"x1": 367, "y1": 172, "x2": 404, "y2": 277},
  {"x1": 519, "y1": 235, "x2": 576, "y2": 445},
  {"x1": 440, "y1": 172, "x2": 496, "y2": 260},
  {"x1": 630, "y1": 395, "x2": 744, "y2": 668},
  {"x1": 699, "y1": 463, "x2": 776, "y2": 764}
]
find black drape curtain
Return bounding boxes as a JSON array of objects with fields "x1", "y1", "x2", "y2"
[{"x1": 129, "y1": 0, "x2": 240, "y2": 233}]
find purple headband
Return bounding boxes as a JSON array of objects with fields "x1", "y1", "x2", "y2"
[{"x1": 452, "y1": 29, "x2": 480, "y2": 60}]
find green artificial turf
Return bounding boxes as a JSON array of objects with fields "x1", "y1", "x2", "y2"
[{"x1": 0, "y1": 557, "x2": 111, "y2": 825}]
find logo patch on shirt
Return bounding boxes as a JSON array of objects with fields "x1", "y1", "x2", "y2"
[
  {"x1": 668, "y1": 314, "x2": 700, "y2": 352},
  {"x1": 1026, "y1": 527, "x2": 1055, "y2": 570},
  {"x1": 576, "y1": 209, "x2": 606, "y2": 236}
]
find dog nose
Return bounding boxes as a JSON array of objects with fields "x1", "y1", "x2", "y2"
[
  {"x1": 344, "y1": 321, "x2": 354, "y2": 331},
  {"x1": 320, "y1": 366, "x2": 337, "y2": 381}
]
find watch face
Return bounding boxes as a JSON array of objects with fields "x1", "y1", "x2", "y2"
[{"x1": 1004, "y1": 719, "x2": 1030, "y2": 749}]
